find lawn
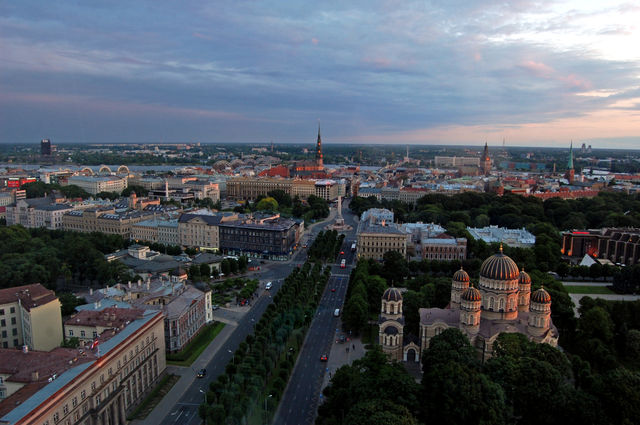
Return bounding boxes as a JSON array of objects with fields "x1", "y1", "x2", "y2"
[
  {"x1": 563, "y1": 285, "x2": 615, "y2": 295},
  {"x1": 166, "y1": 321, "x2": 226, "y2": 366}
]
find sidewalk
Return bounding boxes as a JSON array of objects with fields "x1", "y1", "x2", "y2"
[
  {"x1": 321, "y1": 327, "x2": 366, "y2": 391},
  {"x1": 131, "y1": 322, "x2": 237, "y2": 425}
]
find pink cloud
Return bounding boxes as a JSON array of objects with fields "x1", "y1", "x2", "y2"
[
  {"x1": 311, "y1": 38, "x2": 319, "y2": 45},
  {"x1": 519, "y1": 60, "x2": 591, "y2": 90},
  {"x1": 520, "y1": 60, "x2": 555, "y2": 77}
]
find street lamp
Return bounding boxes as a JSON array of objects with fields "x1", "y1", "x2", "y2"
[
  {"x1": 264, "y1": 394, "x2": 273, "y2": 425},
  {"x1": 199, "y1": 388, "x2": 207, "y2": 425}
]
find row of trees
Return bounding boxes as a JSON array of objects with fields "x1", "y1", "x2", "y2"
[
  {"x1": 307, "y1": 230, "x2": 344, "y2": 262},
  {"x1": 232, "y1": 190, "x2": 330, "y2": 224},
  {"x1": 200, "y1": 263, "x2": 331, "y2": 424}
]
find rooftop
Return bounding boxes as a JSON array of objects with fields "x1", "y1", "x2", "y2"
[{"x1": 0, "y1": 284, "x2": 58, "y2": 312}]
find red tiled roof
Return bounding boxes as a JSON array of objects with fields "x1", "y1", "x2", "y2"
[
  {"x1": 0, "y1": 284, "x2": 58, "y2": 311},
  {"x1": 64, "y1": 307, "x2": 144, "y2": 329}
]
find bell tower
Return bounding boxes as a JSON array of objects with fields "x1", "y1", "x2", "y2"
[{"x1": 315, "y1": 122, "x2": 323, "y2": 169}]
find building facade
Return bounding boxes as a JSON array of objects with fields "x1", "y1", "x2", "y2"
[
  {"x1": 5, "y1": 198, "x2": 75, "y2": 230},
  {"x1": 561, "y1": 228, "x2": 640, "y2": 266},
  {"x1": 356, "y1": 219, "x2": 408, "y2": 261},
  {"x1": 219, "y1": 215, "x2": 302, "y2": 260},
  {"x1": 178, "y1": 211, "x2": 238, "y2": 251},
  {"x1": 0, "y1": 309, "x2": 165, "y2": 425},
  {"x1": 67, "y1": 176, "x2": 128, "y2": 195},
  {"x1": 63, "y1": 208, "x2": 154, "y2": 239},
  {"x1": 0, "y1": 284, "x2": 63, "y2": 352}
]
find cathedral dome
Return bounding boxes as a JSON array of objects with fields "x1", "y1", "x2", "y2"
[
  {"x1": 452, "y1": 268, "x2": 470, "y2": 283},
  {"x1": 519, "y1": 270, "x2": 532, "y2": 285},
  {"x1": 479, "y1": 249, "x2": 519, "y2": 281},
  {"x1": 461, "y1": 287, "x2": 482, "y2": 302},
  {"x1": 531, "y1": 288, "x2": 551, "y2": 304},
  {"x1": 382, "y1": 287, "x2": 402, "y2": 302}
]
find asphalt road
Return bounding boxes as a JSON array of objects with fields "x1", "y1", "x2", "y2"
[{"x1": 274, "y1": 214, "x2": 359, "y2": 425}]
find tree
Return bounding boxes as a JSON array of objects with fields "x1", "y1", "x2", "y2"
[
  {"x1": 221, "y1": 259, "x2": 231, "y2": 275},
  {"x1": 342, "y1": 294, "x2": 368, "y2": 334},
  {"x1": 382, "y1": 251, "x2": 408, "y2": 286},
  {"x1": 256, "y1": 197, "x2": 279, "y2": 211},
  {"x1": 200, "y1": 263, "x2": 211, "y2": 279}
]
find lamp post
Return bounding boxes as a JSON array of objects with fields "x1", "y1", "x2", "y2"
[
  {"x1": 199, "y1": 388, "x2": 207, "y2": 425},
  {"x1": 264, "y1": 394, "x2": 273, "y2": 425}
]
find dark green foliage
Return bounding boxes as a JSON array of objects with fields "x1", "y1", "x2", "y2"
[
  {"x1": 317, "y1": 348, "x2": 420, "y2": 425},
  {"x1": 0, "y1": 226, "x2": 130, "y2": 289},
  {"x1": 201, "y1": 262, "x2": 331, "y2": 424}
]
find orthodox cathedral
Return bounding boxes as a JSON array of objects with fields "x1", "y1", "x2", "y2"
[{"x1": 379, "y1": 248, "x2": 559, "y2": 363}]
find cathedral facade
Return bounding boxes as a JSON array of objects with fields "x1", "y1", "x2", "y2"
[{"x1": 379, "y1": 248, "x2": 559, "y2": 363}]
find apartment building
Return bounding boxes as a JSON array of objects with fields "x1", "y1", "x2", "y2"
[
  {"x1": 63, "y1": 207, "x2": 154, "y2": 239},
  {"x1": 219, "y1": 215, "x2": 302, "y2": 260},
  {"x1": 178, "y1": 211, "x2": 238, "y2": 251},
  {"x1": 0, "y1": 309, "x2": 165, "y2": 425},
  {"x1": 5, "y1": 197, "x2": 75, "y2": 230},
  {"x1": 0, "y1": 284, "x2": 63, "y2": 352},
  {"x1": 131, "y1": 218, "x2": 180, "y2": 246},
  {"x1": 356, "y1": 219, "x2": 408, "y2": 261}
]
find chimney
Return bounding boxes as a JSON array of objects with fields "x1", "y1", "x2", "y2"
[
  {"x1": 94, "y1": 301, "x2": 98, "y2": 309},
  {"x1": 89, "y1": 288, "x2": 93, "y2": 295},
  {"x1": 138, "y1": 279, "x2": 142, "y2": 287},
  {"x1": 128, "y1": 281, "x2": 132, "y2": 288},
  {"x1": 22, "y1": 345, "x2": 29, "y2": 354}
]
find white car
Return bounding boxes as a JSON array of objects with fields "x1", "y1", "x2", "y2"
[{"x1": 265, "y1": 281, "x2": 273, "y2": 290}]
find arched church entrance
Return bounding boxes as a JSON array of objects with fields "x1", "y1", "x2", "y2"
[{"x1": 405, "y1": 348, "x2": 416, "y2": 362}]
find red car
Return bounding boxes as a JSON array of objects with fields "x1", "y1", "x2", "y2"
[
  {"x1": 331, "y1": 288, "x2": 336, "y2": 292},
  {"x1": 340, "y1": 251, "x2": 344, "y2": 255},
  {"x1": 320, "y1": 354, "x2": 328, "y2": 362}
]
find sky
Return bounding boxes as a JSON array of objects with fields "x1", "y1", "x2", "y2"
[{"x1": 1, "y1": 1, "x2": 639, "y2": 148}]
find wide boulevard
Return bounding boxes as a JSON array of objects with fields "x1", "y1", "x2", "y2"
[{"x1": 159, "y1": 201, "x2": 357, "y2": 425}]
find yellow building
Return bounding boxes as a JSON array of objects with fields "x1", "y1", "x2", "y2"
[
  {"x1": 0, "y1": 309, "x2": 165, "y2": 425},
  {"x1": 0, "y1": 284, "x2": 63, "y2": 352},
  {"x1": 62, "y1": 207, "x2": 154, "y2": 239},
  {"x1": 356, "y1": 220, "x2": 408, "y2": 261}
]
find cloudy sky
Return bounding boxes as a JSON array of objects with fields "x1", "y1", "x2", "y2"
[{"x1": 1, "y1": 1, "x2": 639, "y2": 148}]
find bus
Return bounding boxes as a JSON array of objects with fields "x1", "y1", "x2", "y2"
[{"x1": 350, "y1": 242, "x2": 356, "y2": 252}]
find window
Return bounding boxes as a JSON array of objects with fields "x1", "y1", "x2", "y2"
[
  {"x1": 72, "y1": 397, "x2": 77, "y2": 407},
  {"x1": 63, "y1": 405, "x2": 68, "y2": 414},
  {"x1": 80, "y1": 330, "x2": 85, "y2": 337},
  {"x1": 53, "y1": 413, "x2": 59, "y2": 423},
  {"x1": 95, "y1": 395, "x2": 100, "y2": 406},
  {"x1": 0, "y1": 309, "x2": 4, "y2": 315},
  {"x1": 1, "y1": 331, "x2": 6, "y2": 338},
  {"x1": 1, "y1": 320, "x2": 5, "y2": 327},
  {"x1": 10, "y1": 307, "x2": 15, "y2": 314},
  {"x1": 10, "y1": 317, "x2": 16, "y2": 325},
  {"x1": 13, "y1": 339, "x2": 18, "y2": 347},
  {"x1": 68, "y1": 330, "x2": 74, "y2": 336},
  {"x1": 92, "y1": 331, "x2": 97, "y2": 338},
  {"x1": 12, "y1": 328, "x2": 17, "y2": 336},
  {"x1": 91, "y1": 382, "x2": 96, "y2": 391},
  {"x1": 81, "y1": 390, "x2": 86, "y2": 399}
]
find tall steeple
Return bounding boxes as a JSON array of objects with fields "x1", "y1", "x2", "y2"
[
  {"x1": 481, "y1": 142, "x2": 491, "y2": 176},
  {"x1": 316, "y1": 121, "x2": 323, "y2": 168},
  {"x1": 566, "y1": 141, "x2": 575, "y2": 184}
]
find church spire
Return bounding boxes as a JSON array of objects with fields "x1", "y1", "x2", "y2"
[
  {"x1": 316, "y1": 121, "x2": 323, "y2": 168},
  {"x1": 567, "y1": 141, "x2": 574, "y2": 170}
]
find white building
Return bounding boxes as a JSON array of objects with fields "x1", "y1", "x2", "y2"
[
  {"x1": 67, "y1": 175, "x2": 128, "y2": 195},
  {"x1": 466, "y1": 225, "x2": 536, "y2": 248}
]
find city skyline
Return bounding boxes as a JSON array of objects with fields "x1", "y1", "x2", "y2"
[{"x1": 1, "y1": 1, "x2": 640, "y2": 148}]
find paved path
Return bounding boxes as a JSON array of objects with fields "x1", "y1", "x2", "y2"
[
  {"x1": 131, "y1": 322, "x2": 237, "y2": 425},
  {"x1": 561, "y1": 281, "x2": 611, "y2": 287}
]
